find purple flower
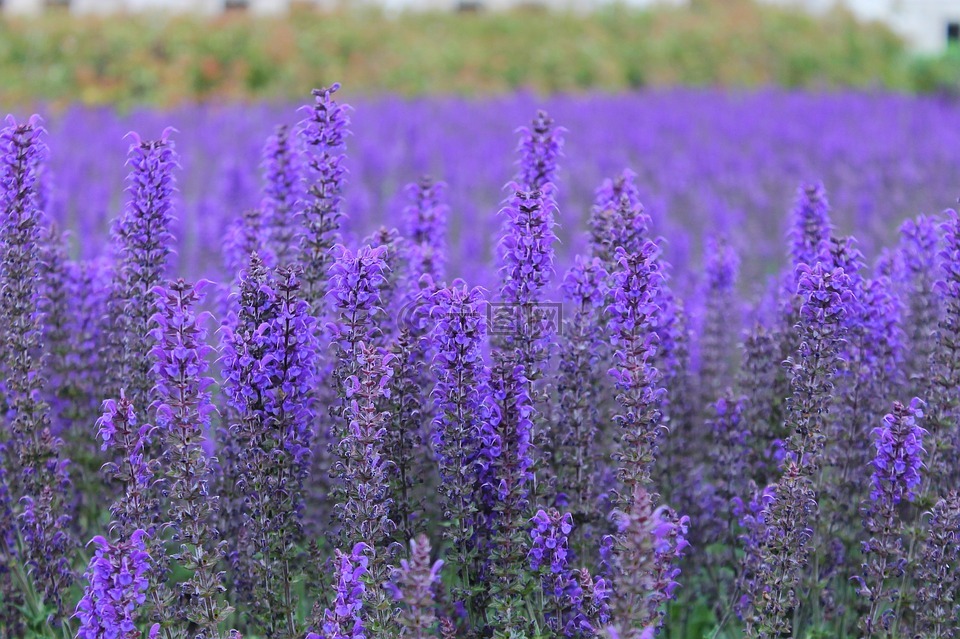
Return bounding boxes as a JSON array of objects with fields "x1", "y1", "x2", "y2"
[
  {"x1": 220, "y1": 256, "x2": 317, "y2": 632},
  {"x1": 97, "y1": 395, "x2": 158, "y2": 534},
  {"x1": 897, "y1": 214, "x2": 942, "y2": 396},
  {"x1": 149, "y1": 279, "x2": 234, "y2": 632},
  {"x1": 606, "y1": 244, "x2": 665, "y2": 493},
  {"x1": 606, "y1": 485, "x2": 688, "y2": 634},
  {"x1": 870, "y1": 398, "x2": 926, "y2": 506},
  {"x1": 327, "y1": 244, "x2": 389, "y2": 359},
  {"x1": 588, "y1": 169, "x2": 648, "y2": 267},
  {"x1": 402, "y1": 176, "x2": 448, "y2": 284},
  {"x1": 223, "y1": 207, "x2": 265, "y2": 279},
  {"x1": 309, "y1": 543, "x2": 369, "y2": 639},
  {"x1": 261, "y1": 124, "x2": 304, "y2": 266},
  {"x1": 787, "y1": 182, "x2": 833, "y2": 273},
  {"x1": 698, "y1": 235, "x2": 740, "y2": 403},
  {"x1": 75, "y1": 529, "x2": 153, "y2": 639},
  {"x1": 515, "y1": 110, "x2": 564, "y2": 193},
  {"x1": 387, "y1": 534, "x2": 443, "y2": 639},
  {"x1": 332, "y1": 342, "x2": 395, "y2": 552},
  {"x1": 105, "y1": 128, "x2": 178, "y2": 412},
  {"x1": 496, "y1": 185, "x2": 558, "y2": 380},
  {"x1": 298, "y1": 84, "x2": 350, "y2": 306},
  {"x1": 788, "y1": 257, "x2": 854, "y2": 465},
  {"x1": 0, "y1": 113, "x2": 76, "y2": 618},
  {"x1": 428, "y1": 282, "x2": 491, "y2": 605},
  {"x1": 914, "y1": 491, "x2": 960, "y2": 638},
  {"x1": 553, "y1": 256, "x2": 609, "y2": 533}
]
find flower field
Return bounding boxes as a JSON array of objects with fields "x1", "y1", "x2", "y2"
[{"x1": 2, "y1": 86, "x2": 960, "y2": 639}]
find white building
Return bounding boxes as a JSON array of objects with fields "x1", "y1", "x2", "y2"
[{"x1": 3, "y1": 0, "x2": 960, "y2": 53}]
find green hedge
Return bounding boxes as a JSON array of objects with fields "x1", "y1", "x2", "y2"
[{"x1": 0, "y1": 0, "x2": 946, "y2": 107}]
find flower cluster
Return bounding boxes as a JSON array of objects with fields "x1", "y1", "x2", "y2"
[
  {"x1": 927, "y1": 209, "x2": 960, "y2": 488},
  {"x1": 898, "y1": 214, "x2": 941, "y2": 395},
  {"x1": 299, "y1": 83, "x2": 350, "y2": 305},
  {"x1": 699, "y1": 235, "x2": 740, "y2": 403},
  {"x1": 10, "y1": 93, "x2": 960, "y2": 639},
  {"x1": 106, "y1": 128, "x2": 178, "y2": 412},
  {"x1": 262, "y1": 124, "x2": 304, "y2": 266},
  {"x1": 428, "y1": 282, "x2": 490, "y2": 606},
  {"x1": 589, "y1": 170, "x2": 649, "y2": 267},
  {"x1": 870, "y1": 398, "x2": 926, "y2": 506},
  {"x1": 515, "y1": 109, "x2": 564, "y2": 193},
  {"x1": 553, "y1": 256, "x2": 609, "y2": 531},
  {"x1": 308, "y1": 543, "x2": 369, "y2": 639},
  {"x1": 607, "y1": 244, "x2": 665, "y2": 494},
  {"x1": 914, "y1": 491, "x2": 960, "y2": 638},
  {"x1": 97, "y1": 396, "x2": 158, "y2": 535},
  {"x1": 497, "y1": 186, "x2": 558, "y2": 380},
  {"x1": 220, "y1": 256, "x2": 318, "y2": 635},
  {"x1": 606, "y1": 486, "x2": 688, "y2": 636},
  {"x1": 402, "y1": 176, "x2": 448, "y2": 284},
  {"x1": 149, "y1": 278, "x2": 234, "y2": 634},
  {"x1": 328, "y1": 244, "x2": 389, "y2": 362},
  {"x1": 0, "y1": 114, "x2": 76, "y2": 618},
  {"x1": 75, "y1": 530, "x2": 153, "y2": 639},
  {"x1": 333, "y1": 342, "x2": 395, "y2": 552},
  {"x1": 387, "y1": 535, "x2": 443, "y2": 639},
  {"x1": 787, "y1": 182, "x2": 833, "y2": 272},
  {"x1": 529, "y1": 508, "x2": 605, "y2": 637}
]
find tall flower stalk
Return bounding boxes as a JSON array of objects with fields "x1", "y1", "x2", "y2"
[
  {"x1": 262, "y1": 124, "x2": 304, "y2": 266},
  {"x1": 105, "y1": 128, "x2": 178, "y2": 413},
  {"x1": 149, "y1": 279, "x2": 234, "y2": 636},
  {"x1": 925, "y1": 209, "x2": 960, "y2": 490},
  {"x1": 913, "y1": 491, "x2": 960, "y2": 638},
  {"x1": 897, "y1": 214, "x2": 941, "y2": 397},
  {"x1": 331, "y1": 342, "x2": 396, "y2": 633},
  {"x1": 605, "y1": 486, "x2": 688, "y2": 637},
  {"x1": 388, "y1": 535, "x2": 443, "y2": 639},
  {"x1": 0, "y1": 114, "x2": 75, "y2": 622},
  {"x1": 552, "y1": 256, "x2": 610, "y2": 546},
  {"x1": 402, "y1": 176, "x2": 448, "y2": 284},
  {"x1": 299, "y1": 84, "x2": 350, "y2": 307},
  {"x1": 496, "y1": 186, "x2": 558, "y2": 383},
  {"x1": 75, "y1": 530, "x2": 154, "y2": 639},
  {"x1": 221, "y1": 256, "x2": 317, "y2": 638},
  {"x1": 747, "y1": 258, "x2": 852, "y2": 637},
  {"x1": 855, "y1": 399, "x2": 925, "y2": 638},
  {"x1": 486, "y1": 356, "x2": 536, "y2": 635},
  {"x1": 429, "y1": 282, "x2": 490, "y2": 617},
  {"x1": 698, "y1": 235, "x2": 740, "y2": 406},
  {"x1": 515, "y1": 110, "x2": 564, "y2": 193},
  {"x1": 607, "y1": 244, "x2": 665, "y2": 495}
]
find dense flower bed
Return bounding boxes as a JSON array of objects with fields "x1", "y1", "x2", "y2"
[{"x1": 2, "y1": 87, "x2": 960, "y2": 638}]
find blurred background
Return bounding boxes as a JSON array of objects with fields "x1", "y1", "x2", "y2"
[{"x1": 3, "y1": 0, "x2": 960, "y2": 108}]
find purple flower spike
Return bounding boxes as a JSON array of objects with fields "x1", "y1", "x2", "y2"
[
  {"x1": 788, "y1": 182, "x2": 833, "y2": 272},
  {"x1": 299, "y1": 84, "x2": 351, "y2": 306},
  {"x1": 309, "y1": 543, "x2": 370, "y2": 639},
  {"x1": 106, "y1": 128, "x2": 178, "y2": 412},
  {"x1": 75, "y1": 529, "x2": 153, "y2": 639},
  {"x1": 607, "y1": 486, "x2": 688, "y2": 635},
  {"x1": 388, "y1": 534, "x2": 443, "y2": 639},
  {"x1": 515, "y1": 110, "x2": 564, "y2": 194},
  {"x1": 428, "y1": 282, "x2": 491, "y2": 606},
  {"x1": 870, "y1": 398, "x2": 926, "y2": 506},
  {"x1": 0, "y1": 114, "x2": 75, "y2": 618},
  {"x1": 589, "y1": 169, "x2": 648, "y2": 267},
  {"x1": 607, "y1": 244, "x2": 666, "y2": 494},
  {"x1": 261, "y1": 124, "x2": 304, "y2": 266},
  {"x1": 149, "y1": 278, "x2": 234, "y2": 633},
  {"x1": 403, "y1": 176, "x2": 448, "y2": 284},
  {"x1": 496, "y1": 185, "x2": 558, "y2": 381}
]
